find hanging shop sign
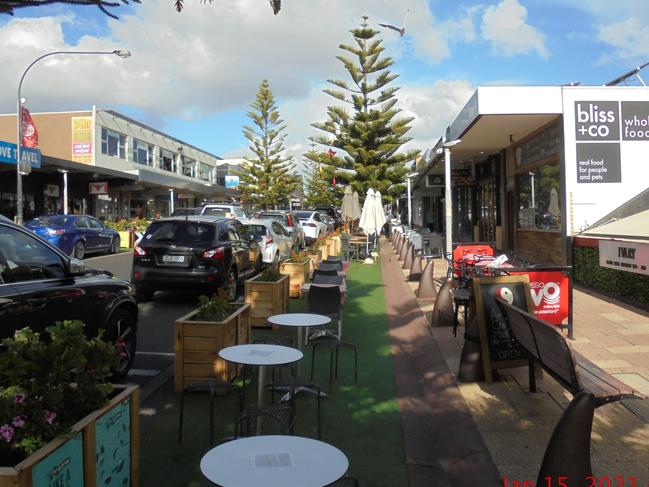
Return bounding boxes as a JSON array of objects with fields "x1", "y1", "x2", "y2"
[
  {"x1": 89, "y1": 182, "x2": 109, "y2": 194},
  {"x1": 44, "y1": 184, "x2": 59, "y2": 197},
  {"x1": 0, "y1": 140, "x2": 41, "y2": 168},
  {"x1": 224, "y1": 175, "x2": 240, "y2": 188},
  {"x1": 599, "y1": 240, "x2": 649, "y2": 276}
]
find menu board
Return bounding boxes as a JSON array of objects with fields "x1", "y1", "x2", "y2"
[{"x1": 472, "y1": 275, "x2": 533, "y2": 382}]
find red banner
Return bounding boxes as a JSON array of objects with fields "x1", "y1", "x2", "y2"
[
  {"x1": 20, "y1": 106, "x2": 39, "y2": 148},
  {"x1": 511, "y1": 270, "x2": 570, "y2": 326}
]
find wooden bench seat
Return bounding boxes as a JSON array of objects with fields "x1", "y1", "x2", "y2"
[{"x1": 497, "y1": 299, "x2": 644, "y2": 486}]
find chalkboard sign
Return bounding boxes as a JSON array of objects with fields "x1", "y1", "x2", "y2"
[{"x1": 472, "y1": 275, "x2": 534, "y2": 382}]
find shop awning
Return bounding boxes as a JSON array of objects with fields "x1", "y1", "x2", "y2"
[
  {"x1": 133, "y1": 167, "x2": 238, "y2": 198},
  {"x1": 40, "y1": 156, "x2": 138, "y2": 180},
  {"x1": 581, "y1": 209, "x2": 649, "y2": 240}
]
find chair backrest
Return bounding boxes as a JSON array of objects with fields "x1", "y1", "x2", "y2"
[
  {"x1": 498, "y1": 300, "x2": 579, "y2": 393},
  {"x1": 325, "y1": 256, "x2": 344, "y2": 263},
  {"x1": 313, "y1": 268, "x2": 338, "y2": 277},
  {"x1": 307, "y1": 284, "x2": 341, "y2": 315},
  {"x1": 235, "y1": 404, "x2": 294, "y2": 438},
  {"x1": 313, "y1": 274, "x2": 344, "y2": 285},
  {"x1": 319, "y1": 261, "x2": 342, "y2": 271}
]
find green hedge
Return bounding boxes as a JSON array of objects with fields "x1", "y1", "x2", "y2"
[{"x1": 574, "y1": 246, "x2": 649, "y2": 306}]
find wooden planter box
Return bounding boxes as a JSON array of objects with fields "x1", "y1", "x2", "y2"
[
  {"x1": 318, "y1": 243, "x2": 329, "y2": 261},
  {"x1": 245, "y1": 274, "x2": 289, "y2": 327},
  {"x1": 332, "y1": 235, "x2": 341, "y2": 255},
  {"x1": 326, "y1": 238, "x2": 337, "y2": 257},
  {"x1": 280, "y1": 261, "x2": 310, "y2": 298},
  {"x1": 174, "y1": 304, "x2": 250, "y2": 393},
  {"x1": 306, "y1": 250, "x2": 322, "y2": 277},
  {"x1": 0, "y1": 385, "x2": 140, "y2": 487}
]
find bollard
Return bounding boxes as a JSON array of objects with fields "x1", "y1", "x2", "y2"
[
  {"x1": 429, "y1": 277, "x2": 455, "y2": 327},
  {"x1": 398, "y1": 239, "x2": 409, "y2": 261},
  {"x1": 417, "y1": 258, "x2": 437, "y2": 299},
  {"x1": 408, "y1": 255, "x2": 424, "y2": 282},
  {"x1": 393, "y1": 232, "x2": 401, "y2": 251},
  {"x1": 403, "y1": 244, "x2": 414, "y2": 270},
  {"x1": 458, "y1": 316, "x2": 485, "y2": 382},
  {"x1": 397, "y1": 235, "x2": 406, "y2": 257}
]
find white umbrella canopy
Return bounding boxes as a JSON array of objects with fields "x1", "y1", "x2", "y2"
[
  {"x1": 373, "y1": 191, "x2": 386, "y2": 233},
  {"x1": 340, "y1": 186, "x2": 355, "y2": 222},
  {"x1": 358, "y1": 188, "x2": 376, "y2": 235}
]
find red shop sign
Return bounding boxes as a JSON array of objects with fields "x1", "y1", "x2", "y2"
[{"x1": 510, "y1": 269, "x2": 570, "y2": 326}]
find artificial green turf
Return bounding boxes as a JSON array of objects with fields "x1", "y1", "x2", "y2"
[{"x1": 139, "y1": 260, "x2": 409, "y2": 486}]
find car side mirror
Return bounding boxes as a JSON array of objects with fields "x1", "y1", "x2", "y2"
[{"x1": 68, "y1": 258, "x2": 86, "y2": 276}]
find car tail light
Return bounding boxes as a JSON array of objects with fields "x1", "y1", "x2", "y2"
[
  {"x1": 134, "y1": 244, "x2": 147, "y2": 256},
  {"x1": 203, "y1": 247, "x2": 225, "y2": 260},
  {"x1": 265, "y1": 236, "x2": 273, "y2": 247},
  {"x1": 287, "y1": 215, "x2": 293, "y2": 226},
  {"x1": 133, "y1": 271, "x2": 141, "y2": 280},
  {"x1": 47, "y1": 228, "x2": 65, "y2": 236}
]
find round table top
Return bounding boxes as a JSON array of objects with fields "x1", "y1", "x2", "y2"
[
  {"x1": 200, "y1": 435, "x2": 349, "y2": 487},
  {"x1": 218, "y1": 344, "x2": 303, "y2": 366},
  {"x1": 267, "y1": 313, "x2": 332, "y2": 328}
]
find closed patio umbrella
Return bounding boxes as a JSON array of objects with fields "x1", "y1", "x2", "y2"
[
  {"x1": 351, "y1": 191, "x2": 361, "y2": 221},
  {"x1": 341, "y1": 186, "x2": 355, "y2": 224},
  {"x1": 359, "y1": 188, "x2": 380, "y2": 258}
]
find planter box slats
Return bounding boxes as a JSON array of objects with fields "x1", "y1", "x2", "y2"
[
  {"x1": 280, "y1": 261, "x2": 310, "y2": 298},
  {"x1": 0, "y1": 385, "x2": 139, "y2": 487},
  {"x1": 244, "y1": 274, "x2": 289, "y2": 328},
  {"x1": 174, "y1": 304, "x2": 250, "y2": 393}
]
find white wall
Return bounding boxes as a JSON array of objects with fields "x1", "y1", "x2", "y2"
[{"x1": 562, "y1": 86, "x2": 649, "y2": 235}]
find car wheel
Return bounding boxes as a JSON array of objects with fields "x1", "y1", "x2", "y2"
[
  {"x1": 110, "y1": 236, "x2": 120, "y2": 254},
  {"x1": 137, "y1": 289, "x2": 155, "y2": 302},
  {"x1": 106, "y1": 308, "x2": 137, "y2": 380},
  {"x1": 225, "y1": 268, "x2": 238, "y2": 301},
  {"x1": 73, "y1": 240, "x2": 85, "y2": 259}
]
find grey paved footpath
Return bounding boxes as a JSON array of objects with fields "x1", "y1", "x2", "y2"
[{"x1": 380, "y1": 239, "x2": 501, "y2": 487}]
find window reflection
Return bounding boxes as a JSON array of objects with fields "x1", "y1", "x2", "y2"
[{"x1": 517, "y1": 163, "x2": 561, "y2": 231}]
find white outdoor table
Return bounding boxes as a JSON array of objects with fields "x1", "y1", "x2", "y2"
[
  {"x1": 200, "y1": 435, "x2": 349, "y2": 487},
  {"x1": 219, "y1": 344, "x2": 303, "y2": 432},
  {"x1": 267, "y1": 313, "x2": 331, "y2": 350}
]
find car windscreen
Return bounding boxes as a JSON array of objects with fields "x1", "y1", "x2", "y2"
[
  {"x1": 171, "y1": 208, "x2": 200, "y2": 216},
  {"x1": 293, "y1": 211, "x2": 312, "y2": 219},
  {"x1": 26, "y1": 216, "x2": 71, "y2": 227},
  {"x1": 245, "y1": 224, "x2": 267, "y2": 239},
  {"x1": 202, "y1": 207, "x2": 228, "y2": 217},
  {"x1": 258, "y1": 213, "x2": 288, "y2": 225},
  {"x1": 143, "y1": 221, "x2": 215, "y2": 246}
]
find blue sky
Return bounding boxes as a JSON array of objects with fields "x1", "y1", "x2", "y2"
[{"x1": 1, "y1": 0, "x2": 648, "y2": 166}]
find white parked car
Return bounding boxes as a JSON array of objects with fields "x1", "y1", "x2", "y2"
[
  {"x1": 294, "y1": 210, "x2": 328, "y2": 244},
  {"x1": 241, "y1": 219, "x2": 293, "y2": 265},
  {"x1": 201, "y1": 204, "x2": 248, "y2": 220}
]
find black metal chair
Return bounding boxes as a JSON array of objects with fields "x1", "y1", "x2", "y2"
[
  {"x1": 306, "y1": 285, "x2": 357, "y2": 393},
  {"x1": 178, "y1": 377, "x2": 243, "y2": 445},
  {"x1": 318, "y1": 261, "x2": 342, "y2": 272},
  {"x1": 313, "y1": 268, "x2": 338, "y2": 278},
  {"x1": 340, "y1": 234, "x2": 359, "y2": 261},
  {"x1": 234, "y1": 403, "x2": 296, "y2": 438},
  {"x1": 325, "y1": 256, "x2": 344, "y2": 263}
]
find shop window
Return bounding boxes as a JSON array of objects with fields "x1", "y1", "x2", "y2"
[
  {"x1": 517, "y1": 163, "x2": 561, "y2": 231},
  {"x1": 101, "y1": 127, "x2": 127, "y2": 159},
  {"x1": 199, "y1": 163, "x2": 212, "y2": 182},
  {"x1": 160, "y1": 149, "x2": 176, "y2": 173},
  {"x1": 132, "y1": 138, "x2": 154, "y2": 166},
  {"x1": 182, "y1": 158, "x2": 196, "y2": 178}
]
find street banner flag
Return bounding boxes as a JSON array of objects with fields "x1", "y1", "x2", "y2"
[
  {"x1": 332, "y1": 175, "x2": 336, "y2": 187},
  {"x1": 21, "y1": 107, "x2": 39, "y2": 148}
]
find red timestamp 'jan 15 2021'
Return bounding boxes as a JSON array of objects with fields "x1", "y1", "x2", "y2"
[{"x1": 503, "y1": 475, "x2": 645, "y2": 487}]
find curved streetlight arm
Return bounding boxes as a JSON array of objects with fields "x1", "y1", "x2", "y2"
[{"x1": 15, "y1": 49, "x2": 131, "y2": 224}]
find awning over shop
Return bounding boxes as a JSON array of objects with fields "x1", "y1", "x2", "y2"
[
  {"x1": 39, "y1": 156, "x2": 138, "y2": 180},
  {"x1": 132, "y1": 166, "x2": 238, "y2": 198},
  {"x1": 581, "y1": 209, "x2": 649, "y2": 241}
]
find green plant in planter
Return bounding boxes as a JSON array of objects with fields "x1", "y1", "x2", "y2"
[
  {"x1": 256, "y1": 266, "x2": 282, "y2": 282},
  {"x1": 193, "y1": 289, "x2": 233, "y2": 321},
  {"x1": 0, "y1": 320, "x2": 118, "y2": 463},
  {"x1": 287, "y1": 250, "x2": 309, "y2": 264}
]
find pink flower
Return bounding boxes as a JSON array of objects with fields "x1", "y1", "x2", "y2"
[
  {"x1": 0, "y1": 424, "x2": 14, "y2": 443},
  {"x1": 12, "y1": 416, "x2": 25, "y2": 428},
  {"x1": 14, "y1": 394, "x2": 25, "y2": 404},
  {"x1": 44, "y1": 410, "x2": 57, "y2": 425}
]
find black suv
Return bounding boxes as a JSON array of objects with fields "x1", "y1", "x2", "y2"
[
  {"x1": 131, "y1": 216, "x2": 262, "y2": 301},
  {"x1": 0, "y1": 216, "x2": 138, "y2": 378},
  {"x1": 314, "y1": 206, "x2": 342, "y2": 230}
]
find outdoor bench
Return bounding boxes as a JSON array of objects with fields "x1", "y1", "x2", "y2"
[{"x1": 497, "y1": 299, "x2": 645, "y2": 487}]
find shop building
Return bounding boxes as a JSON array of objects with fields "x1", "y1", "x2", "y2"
[
  {"x1": 413, "y1": 85, "x2": 649, "y2": 265},
  {"x1": 0, "y1": 107, "x2": 234, "y2": 221}
]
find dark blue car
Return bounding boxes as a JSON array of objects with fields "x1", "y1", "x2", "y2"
[{"x1": 24, "y1": 215, "x2": 120, "y2": 259}]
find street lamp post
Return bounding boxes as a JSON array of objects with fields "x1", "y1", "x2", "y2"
[
  {"x1": 16, "y1": 49, "x2": 131, "y2": 224},
  {"x1": 405, "y1": 172, "x2": 418, "y2": 228},
  {"x1": 442, "y1": 139, "x2": 461, "y2": 258}
]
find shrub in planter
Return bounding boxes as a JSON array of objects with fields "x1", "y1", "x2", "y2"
[
  {"x1": 245, "y1": 267, "x2": 289, "y2": 327},
  {"x1": 0, "y1": 320, "x2": 118, "y2": 464},
  {"x1": 280, "y1": 251, "x2": 311, "y2": 298}
]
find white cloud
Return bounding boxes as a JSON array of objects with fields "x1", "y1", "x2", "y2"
[
  {"x1": 481, "y1": 0, "x2": 549, "y2": 59},
  {"x1": 596, "y1": 18, "x2": 649, "y2": 63}
]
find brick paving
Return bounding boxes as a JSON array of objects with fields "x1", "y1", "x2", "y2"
[{"x1": 381, "y1": 237, "x2": 649, "y2": 486}]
